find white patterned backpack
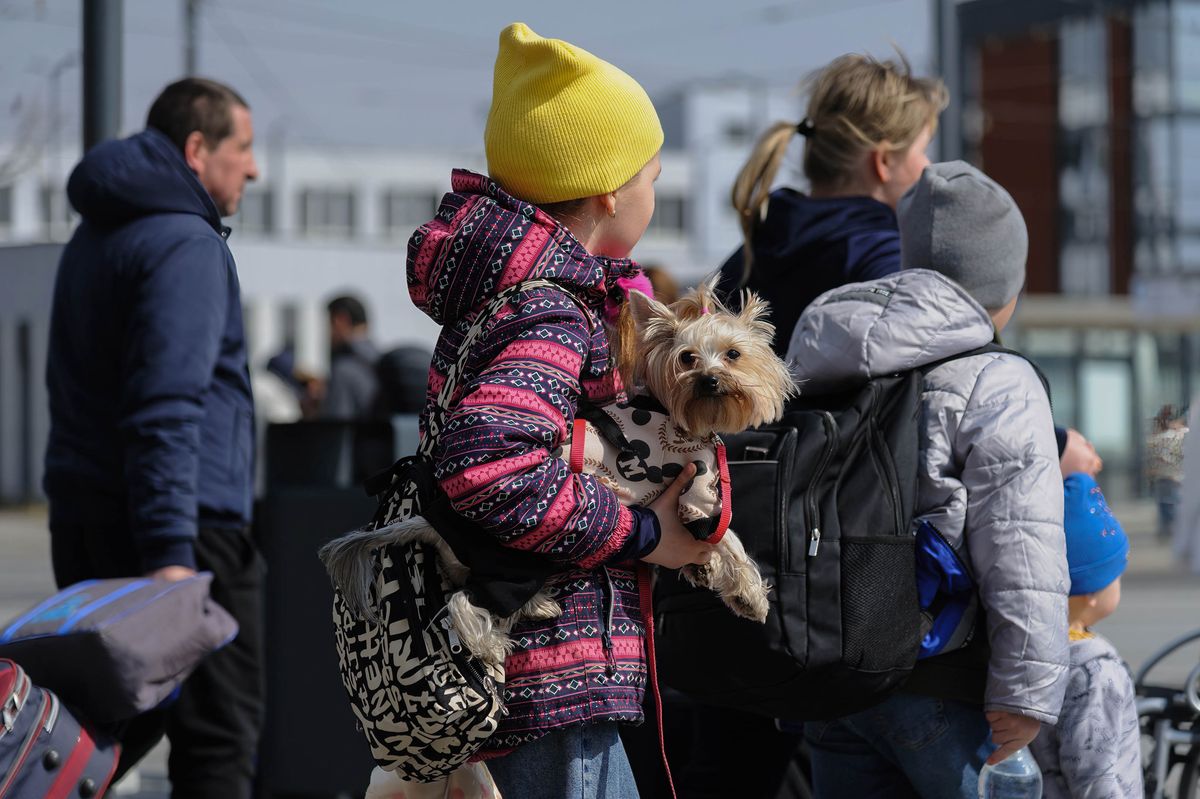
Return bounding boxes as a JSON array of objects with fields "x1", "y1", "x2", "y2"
[{"x1": 318, "y1": 280, "x2": 563, "y2": 781}]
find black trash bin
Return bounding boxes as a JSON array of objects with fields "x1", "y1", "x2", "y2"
[{"x1": 256, "y1": 419, "x2": 415, "y2": 798}]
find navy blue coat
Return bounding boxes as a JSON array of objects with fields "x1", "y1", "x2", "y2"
[
  {"x1": 717, "y1": 189, "x2": 901, "y2": 355},
  {"x1": 44, "y1": 128, "x2": 254, "y2": 572}
]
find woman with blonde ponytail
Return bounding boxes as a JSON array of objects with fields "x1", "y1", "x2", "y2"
[
  {"x1": 673, "y1": 53, "x2": 947, "y2": 799},
  {"x1": 717, "y1": 53, "x2": 947, "y2": 354}
]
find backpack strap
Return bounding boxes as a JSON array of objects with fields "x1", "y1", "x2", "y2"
[
  {"x1": 420, "y1": 279, "x2": 591, "y2": 458},
  {"x1": 364, "y1": 279, "x2": 590, "y2": 495},
  {"x1": 922, "y1": 342, "x2": 1052, "y2": 410}
]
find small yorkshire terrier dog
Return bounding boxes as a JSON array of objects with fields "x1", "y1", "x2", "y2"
[
  {"x1": 562, "y1": 283, "x2": 796, "y2": 623},
  {"x1": 323, "y1": 280, "x2": 795, "y2": 668}
]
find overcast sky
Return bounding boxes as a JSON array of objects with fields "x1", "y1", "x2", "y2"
[{"x1": 0, "y1": 0, "x2": 933, "y2": 161}]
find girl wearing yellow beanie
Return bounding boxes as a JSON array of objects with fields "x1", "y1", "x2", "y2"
[{"x1": 405, "y1": 22, "x2": 701, "y2": 799}]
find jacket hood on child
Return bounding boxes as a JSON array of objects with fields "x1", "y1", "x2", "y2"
[
  {"x1": 787, "y1": 268, "x2": 994, "y2": 390},
  {"x1": 788, "y1": 268, "x2": 1070, "y2": 725},
  {"x1": 408, "y1": 169, "x2": 641, "y2": 331}
]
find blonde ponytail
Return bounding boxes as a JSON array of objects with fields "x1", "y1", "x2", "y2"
[{"x1": 730, "y1": 122, "x2": 799, "y2": 287}]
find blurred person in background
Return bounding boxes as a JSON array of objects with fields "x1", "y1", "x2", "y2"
[
  {"x1": 374, "y1": 345, "x2": 433, "y2": 416},
  {"x1": 251, "y1": 346, "x2": 305, "y2": 425},
  {"x1": 1146, "y1": 404, "x2": 1187, "y2": 541},
  {"x1": 317, "y1": 294, "x2": 383, "y2": 420},
  {"x1": 42, "y1": 77, "x2": 263, "y2": 798},
  {"x1": 640, "y1": 263, "x2": 680, "y2": 304},
  {"x1": 1177, "y1": 401, "x2": 1200, "y2": 573}
]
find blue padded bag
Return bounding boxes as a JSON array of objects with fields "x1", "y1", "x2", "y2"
[
  {"x1": 914, "y1": 520, "x2": 979, "y2": 659},
  {"x1": 0, "y1": 575, "x2": 237, "y2": 724}
]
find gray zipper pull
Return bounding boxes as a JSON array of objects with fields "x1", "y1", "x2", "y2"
[
  {"x1": 808, "y1": 527, "x2": 821, "y2": 557},
  {"x1": 440, "y1": 613, "x2": 463, "y2": 655}
]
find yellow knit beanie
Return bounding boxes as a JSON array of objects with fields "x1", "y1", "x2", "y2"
[{"x1": 485, "y1": 22, "x2": 664, "y2": 205}]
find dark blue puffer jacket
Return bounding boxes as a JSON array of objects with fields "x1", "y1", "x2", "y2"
[
  {"x1": 44, "y1": 128, "x2": 254, "y2": 572},
  {"x1": 716, "y1": 189, "x2": 901, "y2": 354}
]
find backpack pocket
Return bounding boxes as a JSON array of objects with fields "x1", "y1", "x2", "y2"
[{"x1": 840, "y1": 536, "x2": 920, "y2": 671}]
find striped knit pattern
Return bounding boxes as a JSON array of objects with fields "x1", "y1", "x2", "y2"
[{"x1": 407, "y1": 170, "x2": 648, "y2": 747}]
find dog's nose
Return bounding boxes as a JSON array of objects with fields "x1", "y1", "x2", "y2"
[{"x1": 698, "y1": 374, "x2": 720, "y2": 394}]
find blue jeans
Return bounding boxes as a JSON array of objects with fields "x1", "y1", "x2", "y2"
[
  {"x1": 805, "y1": 692, "x2": 995, "y2": 799},
  {"x1": 488, "y1": 721, "x2": 640, "y2": 799}
]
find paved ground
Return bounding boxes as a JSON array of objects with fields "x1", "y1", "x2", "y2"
[{"x1": 2, "y1": 497, "x2": 1198, "y2": 797}]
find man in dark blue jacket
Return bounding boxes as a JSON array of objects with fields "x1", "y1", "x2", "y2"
[{"x1": 44, "y1": 77, "x2": 261, "y2": 799}]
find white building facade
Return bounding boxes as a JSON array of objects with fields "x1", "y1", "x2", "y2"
[{"x1": 0, "y1": 81, "x2": 803, "y2": 502}]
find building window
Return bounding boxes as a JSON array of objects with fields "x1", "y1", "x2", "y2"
[
  {"x1": 648, "y1": 196, "x2": 687, "y2": 237},
  {"x1": 298, "y1": 188, "x2": 356, "y2": 238},
  {"x1": 236, "y1": 188, "x2": 274, "y2": 236},
  {"x1": 724, "y1": 120, "x2": 751, "y2": 144},
  {"x1": 39, "y1": 183, "x2": 77, "y2": 240},
  {"x1": 382, "y1": 190, "x2": 439, "y2": 237},
  {"x1": 0, "y1": 185, "x2": 12, "y2": 235}
]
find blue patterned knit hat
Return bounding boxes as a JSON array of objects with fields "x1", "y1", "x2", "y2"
[{"x1": 1063, "y1": 473, "x2": 1129, "y2": 595}]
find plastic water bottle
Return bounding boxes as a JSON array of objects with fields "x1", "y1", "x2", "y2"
[{"x1": 977, "y1": 746, "x2": 1043, "y2": 798}]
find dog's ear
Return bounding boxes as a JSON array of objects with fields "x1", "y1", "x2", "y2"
[
  {"x1": 627, "y1": 289, "x2": 676, "y2": 331},
  {"x1": 738, "y1": 290, "x2": 777, "y2": 340}
]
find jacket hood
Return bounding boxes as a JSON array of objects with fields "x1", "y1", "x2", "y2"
[
  {"x1": 67, "y1": 128, "x2": 223, "y2": 231},
  {"x1": 407, "y1": 170, "x2": 642, "y2": 326},
  {"x1": 751, "y1": 190, "x2": 897, "y2": 277},
  {"x1": 786, "y1": 269, "x2": 996, "y2": 393}
]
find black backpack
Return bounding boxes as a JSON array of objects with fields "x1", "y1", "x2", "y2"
[{"x1": 653, "y1": 342, "x2": 1047, "y2": 722}]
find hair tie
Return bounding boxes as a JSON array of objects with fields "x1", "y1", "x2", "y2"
[
  {"x1": 604, "y1": 272, "x2": 655, "y2": 323},
  {"x1": 796, "y1": 118, "x2": 815, "y2": 137}
]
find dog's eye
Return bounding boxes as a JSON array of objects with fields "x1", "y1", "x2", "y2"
[
  {"x1": 680, "y1": 351, "x2": 696, "y2": 366},
  {"x1": 726, "y1": 349, "x2": 741, "y2": 361}
]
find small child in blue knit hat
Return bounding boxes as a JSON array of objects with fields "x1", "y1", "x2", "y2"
[{"x1": 1029, "y1": 473, "x2": 1144, "y2": 798}]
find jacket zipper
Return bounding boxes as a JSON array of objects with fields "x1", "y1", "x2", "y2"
[
  {"x1": 601, "y1": 567, "x2": 617, "y2": 676},
  {"x1": 806, "y1": 412, "x2": 838, "y2": 558},
  {"x1": 0, "y1": 688, "x2": 53, "y2": 799}
]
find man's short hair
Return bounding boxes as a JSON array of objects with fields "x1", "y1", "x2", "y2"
[
  {"x1": 327, "y1": 295, "x2": 368, "y2": 327},
  {"x1": 146, "y1": 78, "x2": 249, "y2": 153}
]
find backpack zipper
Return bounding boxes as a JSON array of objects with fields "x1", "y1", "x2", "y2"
[
  {"x1": 868, "y1": 411, "x2": 905, "y2": 537},
  {"x1": 806, "y1": 412, "x2": 838, "y2": 558},
  {"x1": 440, "y1": 611, "x2": 491, "y2": 697}
]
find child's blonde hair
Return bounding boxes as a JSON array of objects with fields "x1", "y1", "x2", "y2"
[{"x1": 731, "y1": 53, "x2": 948, "y2": 278}]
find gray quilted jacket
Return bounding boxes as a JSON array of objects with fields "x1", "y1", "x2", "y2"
[{"x1": 786, "y1": 269, "x2": 1070, "y2": 724}]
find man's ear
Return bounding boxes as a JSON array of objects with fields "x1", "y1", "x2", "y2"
[{"x1": 183, "y1": 130, "x2": 208, "y2": 175}]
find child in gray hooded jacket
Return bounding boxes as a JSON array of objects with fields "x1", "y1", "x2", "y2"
[
  {"x1": 1030, "y1": 473, "x2": 1143, "y2": 798},
  {"x1": 788, "y1": 161, "x2": 1070, "y2": 798}
]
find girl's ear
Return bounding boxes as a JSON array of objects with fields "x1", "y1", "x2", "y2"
[{"x1": 599, "y1": 192, "x2": 617, "y2": 218}]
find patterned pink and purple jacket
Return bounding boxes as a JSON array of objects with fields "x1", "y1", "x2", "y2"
[{"x1": 407, "y1": 170, "x2": 650, "y2": 750}]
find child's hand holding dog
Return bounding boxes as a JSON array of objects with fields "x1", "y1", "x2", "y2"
[{"x1": 642, "y1": 463, "x2": 715, "y2": 569}]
